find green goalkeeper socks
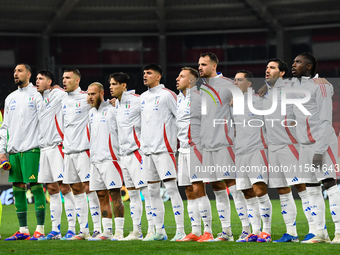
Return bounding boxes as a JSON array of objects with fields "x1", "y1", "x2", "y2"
[
  {"x1": 12, "y1": 186, "x2": 28, "y2": 227},
  {"x1": 31, "y1": 184, "x2": 46, "y2": 225}
]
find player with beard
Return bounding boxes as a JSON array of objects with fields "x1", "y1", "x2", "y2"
[
  {"x1": 86, "y1": 82, "x2": 125, "y2": 241},
  {"x1": 1, "y1": 64, "x2": 46, "y2": 241},
  {"x1": 35, "y1": 70, "x2": 76, "y2": 240},
  {"x1": 198, "y1": 53, "x2": 250, "y2": 242},
  {"x1": 262, "y1": 59, "x2": 315, "y2": 243},
  {"x1": 60, "y1": 68, "x2": 101, "y2": 240}
]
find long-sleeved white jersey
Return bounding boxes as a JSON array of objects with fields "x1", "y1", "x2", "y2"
[
  {"x1": 234, "y1": 91, "x2": 267, "y2": 155},
  {"x1": 115, "y1": 90, "x2": 141, "y2": 156},
  {"x1": 37, "y1": 87, "x2": 66, "y2": 148},
  {"x1": 200, "y1": 75, "x2": 235, "y2": 150},
  {"x1": 176, "y1": 86, "x2": 201, "y2": 153},
  {"x1": 61, "y1": 87, "x2": 91, "y2": 154},
  {"x1": 0, "y1": 83, "x2": 40, "y2": 154},
  {"x1": 88, "y1": 100, "x2": 119, "y2": 163},
  {"x1": 292, "y1": 74, "x2": 337, "y2": 154},
  {"x1": 140, "y1": 84, "x2": 177, "y2": 155},
  {"x1": 264, "y1": 78, "x2": 299, "y2": 146}
]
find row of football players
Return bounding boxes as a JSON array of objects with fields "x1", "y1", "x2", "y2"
[{"x1": 2, "y1": 51, "x2": 339, "y2": 244}]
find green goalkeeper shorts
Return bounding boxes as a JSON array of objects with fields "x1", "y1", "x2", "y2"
[{"x1": 8, "y1": 148, "x2": 40, "y2": 183}]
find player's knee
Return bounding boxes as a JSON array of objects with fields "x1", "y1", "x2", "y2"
[
  {"x1": 71, "y1": 182, "x2": 85, "y2": 194},
  {"x1": 242, "y1": 188, "x2": 255, "y2": 199},
  {"x1": 277, "y1": 186, "x2": 291, "y2": 195},
  {"x1": 59, "y1": 184, "x2": 72, "y2": 195},
  {"x1": 322, "y1": 178, "x2": 336, "y2": 190},
  {"x1": 293, "y1": 183, "x2": 306, "y2": 193},
  {"x1": 109, "y1": 188, "x2": 121, "y2": 201},
  {"x1": 211, "y1": 181, "x2": 226, "y2": 191},
  {"x1": 47, "y1": 183, "x2": 60, "y2": 195},
  {"x1": 306, "y1": 183, "x2": 321, "y2": 188},
  {"x1": 185, "y1": 186, "x2": 196, "y2": 200}
]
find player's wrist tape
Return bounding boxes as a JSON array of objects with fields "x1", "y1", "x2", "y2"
[{"x1": 0, "y1": 160, "x2": 11, "y2": 170}]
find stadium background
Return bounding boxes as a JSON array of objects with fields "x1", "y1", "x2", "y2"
[{"x1": 0, "y1": 0, "x2": 340, "y2": 203}]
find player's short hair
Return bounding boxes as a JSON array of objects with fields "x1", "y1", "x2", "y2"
[
  {"x1": 89, "y1": 82, "x2": 104, "y2": 92},
  {"x1": 64, "y1": 68, "x2": 81, "y2": 79},
  {"x1": 37, "y1": 69, "x2": 55, "y2": 86},
  {"x1": 143, "y1": 63, "x2": 163, "y2": 76},
  {"x1": 200, "y1": 52, "x2": 219, "y2": 64},
  {"x1": 17, "y1": 63, "x2": 32, "y2": 74},
  {"x1": 266, "y1": 58, "x2": 288, "y2": 78},
  {"x1": 236, "y1": 70, "x2": 254, "y2": 85},
  {"x1": 109, "y1": 72, "x2": 130, "y2": 88},
  {"x1": 298, "y1": 52, "x2": 318, "y2": 77},
  {"x1": 181, "y1": 67, "x2": 199, "y2": 79}
]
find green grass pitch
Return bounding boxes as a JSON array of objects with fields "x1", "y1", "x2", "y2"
[{"x1": 0, "y1": 199, "x2": 338, "y2": 254}]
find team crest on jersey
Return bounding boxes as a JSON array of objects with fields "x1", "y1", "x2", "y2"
[
  {"x1": 75, "y1": 102, "x2": 81, "y2": 114},
  {"x1": 100, "y1": 108, "x2": 108, "y2": 122},
  {"x1": 45, "y1": 98, "x2": 49, "y2": 104},
  {"x1": 184, "y1": 100, "x2": 190, "y2": 114},
  {"x1": 28, "y1": 94, "x2": 35, "y2": 107},
  {"x1": 124, "y1": 101, "x2": 131, "y2": 115},
  {"x1": 153, "y1": 96, "x2": 160, "y2": 110}
]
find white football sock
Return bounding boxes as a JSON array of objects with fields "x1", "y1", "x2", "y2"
[
  {"x1": 35, "y1": 225, "x2": 44, "y2": 234},
  {"x1": 307, "y1": 186, "x2": 328, "y2": 238},
  {"x1": 74, "y1": 193, "x2": 89, "y2": 234},
  {"x1": 102, "y1": 217, "x2": 112, "y2": 234},
  {"x1": 257, "y1": 194, "x2": 272, "y2": 234},
  {"x1": 148, "y1": 182, "x2": 165, "y2": 235},
  {"x1": 20, "y1": 226, "x2": 29, "y2": 234},
  {"x1": 164, "y1": 180, "x2": 185, "y2": 234},
  {"x1": 128, "y1": 189, "x2": 143, "y2": 233},
  {"x1": 49, "y1": 192, "x2": 62, "y2": 232},
  {"x1": 140, "y1": 186, "x2": 155, "y2": 233},
  {"x1": 197, "y1": 195, "x2": 212, "y2": 234},
  {"x1": 87, "y1": 192, "x2": 101, "y2": 233},
  {"x1": 246, "y1": 197, "x2": 261, "y2": 235},
  {"x1": 214, "y1": 189, "x2": 231, "y2": 235},
  {"x1": 326, "y1": 185, "x2": 340, "y2": 234},
  {"x1": 114, "y1": 217, "x2": 124, "y2": 235},
  {"x1": 298, "y1": 190, "x2": 316, "y2": 235},
  {"x1": 279, "y1": 192, "x2": 297, "y2": 236},
  {"x1": 63, "y1": 191, "x2": 76, "y2": 233},
  {"x1": 229, "y1": 185, "x2": 250, "y2": 233},
  {"x1": 187, "y1": 198, "x2": 201, "y2": 236}
]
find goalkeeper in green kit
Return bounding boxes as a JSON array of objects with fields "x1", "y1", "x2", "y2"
[{"x1": 0, "y1": 64, "x2": 46, "y2": 241}]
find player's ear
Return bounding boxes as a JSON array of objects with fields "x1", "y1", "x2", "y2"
[
  {"x1": 156, "y1": 73, "x2": 162, "y2": 82},
  {"x1": 306, "y1": 63, "x2": 312, "y2": 71}
]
